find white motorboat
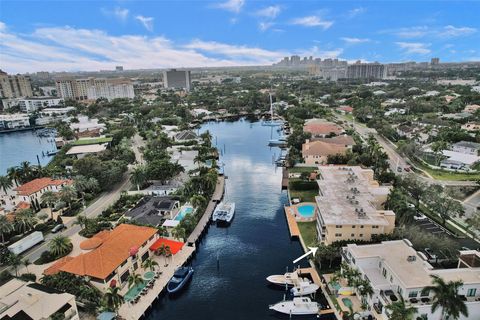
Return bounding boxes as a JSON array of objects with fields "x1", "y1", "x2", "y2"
[
  {"x1": 290, "y1": 281, "x2": 319, "y2": 296},
  {"x1": 266, "y1": 271, "x2": 305, "y2": 287},
  {"x1": 269, "y1": 297, "x2": 320, "y2": 315},
  {"x1": 212, "y1": 202, "x2": 235, "y2": 223}
]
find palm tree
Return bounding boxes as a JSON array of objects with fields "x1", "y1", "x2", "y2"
[
  {"x1": 22, "y1": 258, "x2": 31, "y2": 273},
  {"x1": 423, "y1": 274, "x2": 469, "y2": 320},
  {"x1": 15, "y1": 209, "x2": 37, "y2": 234},
  {"x1": 19, "y1": 161, "x2": 32, "y2": 182},
  {"x1": 7, "y1": 167, "x2": 21, "y2": 187},
  {"x1": 74, "y1": 215, "x2": 88, "y2": 229},
  {"x1": 0, "y1": 175, "x2": 13, "y2": 195},
  {"x1": 41, "y1": 191, "x2": 58, "y2": 220},
  {"x1": 386, "y1": 296, "x2": 417, "y2": 320},
  {"x1": 0, "y1": 215, "x2": 14, "y2": 243},
  {"x1": 155, "y1": 244, "x2": 169, "y2": 267},
  {"x1": 127, "y1": 272, "x2": 144, "y2": 289},
  {"x1": 8, "y1": 254, "x2": 22, "y2": 277},
  {"x1": 59, "y1": 185, "x2": 77, "y2": 209},
  {"x1": 73, "y1": 176, "x2": 98, "y2": 208},
  {"x1": 172, "y1": 226, "x2": 186, "y2": 242},
  {"x1": 103, "y1": 286, "x2": 124, "y2": 311},
  {"x1": 130, "y1": 165, "x2": 147, "y2": 191},
  {"x1": 141, "y1": 257, "x2": 159, "y2": 272},
  {"x1": 49, "y1": 235, "x2": 72, "y2": 257},
  {"x1": 190, "y1": 194, "x2": 207, "y2": 210}
]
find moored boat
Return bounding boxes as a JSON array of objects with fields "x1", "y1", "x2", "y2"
[
  {"x1": 266, "y1": 270, "x2": 304, "y2": 287},
  {"x1": 269, "y1": 297, "x2": 320, "y2": 315},
  {"x1": 290, "y1": 281, "x2": 319, "y2": 296},
  {"x1": 212, "y1": 201, "x2": 235, "y2": 223},
  {"x1": 167, "y1": 267, "x2": 194, "y2": 294}
]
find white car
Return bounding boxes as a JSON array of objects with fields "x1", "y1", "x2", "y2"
[{"x1": 413, "y1": 214, "x2": 427, "y2": 221}]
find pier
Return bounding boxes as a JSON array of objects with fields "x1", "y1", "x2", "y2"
[
  {"x1": 284, "y1": 206, "x2": 300, "y2": 238},
  {"x1": 281, "y1": 167, "x2": 288, "y2": 189}
]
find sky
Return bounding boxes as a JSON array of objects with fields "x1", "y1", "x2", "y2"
[{"x1": 0, "y1": 0, "x2": 479, "y2": 73}]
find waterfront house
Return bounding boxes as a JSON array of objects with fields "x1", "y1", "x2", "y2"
[
  {"x1": 14, "y1": 177, "x2": 72, "y2": 207},
  {"x1": 451, "y1": 141, "x2": 480, "y2": 155},
  {"x1": 66, "y1": 143, "x2": 108, "y2": 159},
  {"x1": 312, "y1": 135, "x2": 356, "y2": 148},
  {"x1": 315, "y1": 166, "x2": 395, "y2": 244},
  {"x1": 172, "y1": 130, "x2": 198, "y2": 142},
  {"x1": 341, "y1": 240, "x2": 480, "y2": 320},
  {"x1": 302, "y1": 140, "x2": 348, "y2": 165},
  {"x1": 462, "y1": 122, "x2": 480, "y2": 132},
  {"x1": 124, "y1": 196, "x2": 180, "y2": 226},
  {"x1": 0, "y1": 279, "x2": 79, "y2": 320},
  {"x1": 0, "y1": 113, "x2": 30, "y2": 130},
  {"x1": 70, "y1": 116, "x2": 105, "y2": 133},
  {"x1": 57, "y1": 224, "x2": 159, "y2": 291},
  {"x1": 303, "y1": 119, "x2": 344, "y2": 138}
]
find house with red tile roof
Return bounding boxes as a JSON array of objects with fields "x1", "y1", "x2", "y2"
[
  {"x1": 14, "y1": 178, "x2": 72, "y2": 207},
  {"x1": 302, "y1": 140, "x2": 348, "y2": 165},
  {"x1": 58, "y1": 224, "x2": 158, "y2": 291},
  {"x1": 303, "y1": 119, "x2": 344, "y2": 138}
]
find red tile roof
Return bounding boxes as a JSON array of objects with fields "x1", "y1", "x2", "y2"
[
  {"x1": 59, "y1": 224, "x2": 158, "y2": 280},
  {"x1": 14, "y1": 178, "x2": 72, "y2": 196},
  {"x1": 303, "y1": 122, "x2": 344, "y2": 136},
  {"x1": 43, "y1": 256, "x2": 74, "y2": 276}
]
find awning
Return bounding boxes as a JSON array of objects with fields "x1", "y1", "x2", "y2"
[
  {"x1": 162, "y1": 219, "x2": 180, "y2": 228},
  {"x1": 149, "y1": 238, "x2": 184, "y2": 254},
  {"x1": 97, "y1": 312, "x2": 116, "y2": 320}
]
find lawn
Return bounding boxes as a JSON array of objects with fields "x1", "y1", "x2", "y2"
[
  {"x1": 413, "y1": 159, "x2": 480, "y2": 181},
  {"x1": 289, "y1": 189, "x2": 318, "y2": 202},
  {"x1": 72, "y1": 137, "x2": 113, "y2": 146},
  {"x1": 289, "y1": 178, "x2": 319, "y2": 202},
  {"x1": 298, "y1": 221, "x2": 317, "y2": 247},
  {"x1": 288, "y1": 166, "x2": 318, "y2": 174}
]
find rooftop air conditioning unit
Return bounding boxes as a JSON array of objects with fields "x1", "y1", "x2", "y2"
[{"x1": 407, "y1": 255, "x2": 416, "y2": 262}]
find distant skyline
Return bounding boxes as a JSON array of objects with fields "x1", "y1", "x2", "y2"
[{"x1": 0, "y1": 0, "x2": 479, "y2": 73}]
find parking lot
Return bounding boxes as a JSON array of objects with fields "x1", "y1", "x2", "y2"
[{"x1": 413, "y1": 217, "x2": 452, "y2": 236}]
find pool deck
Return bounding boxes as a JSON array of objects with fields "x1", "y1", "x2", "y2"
[{"x1": 284, "y1": 206, "x2": 300, "y2": 238}]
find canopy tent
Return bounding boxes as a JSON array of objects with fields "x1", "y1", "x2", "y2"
[{"x1": 149, "y1": 238, "x2": 184, "y2": 254}]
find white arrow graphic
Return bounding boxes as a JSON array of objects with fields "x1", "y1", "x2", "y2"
[{"x1": 292, "y1": 247, "x2": 318, "y2": 264}]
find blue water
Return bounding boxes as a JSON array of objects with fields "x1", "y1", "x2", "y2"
[
  {"x1": 147, "y1": 120, "x2": 332, "y2": 320},
  {"x1": 0, "y1": 130, "x2": 56, "y2": 174},
  {"x1": 175, "y1": 207, "x2": 193, "y2": 221},
  {"x1": 297, "y1": 204, "x2": 316, "y2": 218}
]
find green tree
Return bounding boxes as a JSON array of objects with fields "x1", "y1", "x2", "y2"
[
  {"x1": 41, "y1": 191, "x2": 58, "y2": 220},
  {"x1": 22, "y1": 258, "x2": 31, "y2": 273},
  {"x1": 15, "y1": 209, "x2": 37, "y2": 234},
  {"x1": 130, "y1": 165, "x2": 147, "y2": 191},
  {"x1": 0, "y1": 215, "x2": 14, "y2": 243},
  {"x1": 7, "y1": 167, "x2": 21, "y2": 187},
  {"x1": 423, "y1": 275, "x2": 468, "y2": 320},
  {"x1": 0, "y1": 175, "x2": 13, "y2": 195},
  {"x1": 49, "y1": 235, "x2": 72, "y2": 257},
  {"x1": 172, "y1": 226, "x2": 186, "y2": 242},
  {"x1": 190, "y1": 194, "x2": 207, "y2": 210},
  {"x1": 127, "y1": 272, "x2": 144, "y2": 289},
  {"x1": 8, "y1": 254, "x2": 22, "y2": 277},
  {"x1": 59, "y1": 185, "x2": 77, "y2": 209},
  {"x1": 386, "y1": 296, "x2": 417, "y2": 320},
  {"x1": 102, "y1": 286, "x2": 124, "y2": 312},
  {"x1": 141, "y1": 257, "x2": 159, "y2": 272}
]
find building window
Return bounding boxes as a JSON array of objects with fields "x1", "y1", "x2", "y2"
[
  {"x1": 398, "y1": 287, "x2": 403, "y2": 296},
  {"x1": 378, "y1": 262, "x2": 382, "y2": 268},
  {"x1": 382, "y1": 268, "x2": 387, "y2": 278},
  {"x1": 390, "y1": 276, "x2": 393, "y2": 283},
  {"x1": 421, "y1": 289, "x2": 429, "y2": 297},
  {"x1": 467, "y1": 288, "x2": 477, "y2": 297},
  {"x1": 360, "y1": 225, "x2": 364, "y2": 228},
  {"x1": 359, "y1": 234, "x2": 363, "y2": 237},
  {"x1": 352, "y1": 225, "x2": 356, "y2": 228},
  {"x1": 351, "y1": 233, "x2": 355, "y2": 237},
  {"x1": 335, "y1": 233, "x2": 342, "y2": 237},
  {"x1": 141, "y1": 251, "x2": 149, "y2": 262},
  {"x1": 336, "y1": 225, "x2": 342, "y2": 228},
  {"x1": 409, "y1": 291, "x2": 418, "y2": 298}
]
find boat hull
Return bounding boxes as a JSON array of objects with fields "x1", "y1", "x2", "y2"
[
  {"x1": 269, "y1": 301, "x2": 319, "y2": 315},
  {"x1": 290, "y1": 284, "x2": 319, "y2": 296},
  {"x1": 167, "y1": 268, "x2": 194, "y2": 294}
]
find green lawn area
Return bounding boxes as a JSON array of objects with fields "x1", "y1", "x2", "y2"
[
  {"x1": 290, "y1": 189, "x2": 318, "y2": 202},
  {"x1": 412, "y1": 159, "x2": 480, "y2": 181},
  {"x1": 298, "y1": 221, "x2": 317, "y2": 247},
  {"x1": 72, "y1": 137, "x2": 113, "y2": 146},
  {"x1": 289, "y1": 178, "x2": 319, "y2": 202},
  {"x1": 289, "y1": 166, "x2": 317, "y2": 174}
]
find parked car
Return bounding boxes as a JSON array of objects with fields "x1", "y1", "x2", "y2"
[
  {"x1": 413, "y1": 214, "x2": 427, "y2": 220},
  {"x1": 51, "y1": 224, "x2": 66, "y2": 233}
]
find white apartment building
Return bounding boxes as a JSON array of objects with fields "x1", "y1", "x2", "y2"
[
  {"x1": 0, "y1": 113, "x2": 30, "y2": 129},
  {"x1": 2, "y1": 96, "x2": 64, "y2": 112},
  {"x1": 87, "y1": 78, "x2": 134, "y2": 101},
  {"x1": 342, "y1": 240, "x2": 480, "y2": 320},
  {"x1": 315, "y1": 166, "x2": 395, "y2": 244},
  {"x1": 0, "y1": 279, "x2": 79, "y2": 320}
]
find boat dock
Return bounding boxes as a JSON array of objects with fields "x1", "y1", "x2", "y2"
[
  {"x1": 281, "y1": 167, "x2": 288, "y2": 189},
  {"x1": 186, "y1": 175, "x2": 225, "y2": 246},
  {"x1": 284, "y1": 206, "x2": 300, "y2": 238}
]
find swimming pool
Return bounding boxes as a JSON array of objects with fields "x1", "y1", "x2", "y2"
[
  {"x1": 297, "y1": 204, "x2": 316, "y2": 218},
  {"x1": 175, "y1": 206, "x2": 193, "y2": 221},
  {"x1": 342, "y1": 297, "x2": 353, "y2": 308},
  {"x1": 124, "y1": 281, "x2": 146, "y2": 302}
]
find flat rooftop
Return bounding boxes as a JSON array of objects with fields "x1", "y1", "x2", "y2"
[
  {"x1": 125, "y1": 196, "x2": 178, "y2": 226},
  {"x1": 347, "y1": 240, "x2": 480, "y2": 289},
  {"x1": 315, "y1": 166, "x2": 393, "y2": 225}
]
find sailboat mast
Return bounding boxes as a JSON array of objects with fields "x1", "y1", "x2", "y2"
[{"x1": 269, "y1": 92, "x2": 273, "y2": 119}]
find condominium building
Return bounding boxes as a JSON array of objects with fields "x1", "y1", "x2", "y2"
[
  {"x1": 0, "y1": 113, "x2": 30, "y2": 129},
  {"x1": 346, "y1": 62, "x2": 387, "y2": 79},
  {"x1": 0, "y1": 70, "x2": 33, "y2": 98},
  {"x1": 1, "y1": 96, "x2": 64, "y2": 112},
  {"x1": 0, "y1": 279, "x2": 80, "y2": 320},
  {"x1": 342, "y1": 240, "x2": 480, "y2": 320},
  {"x1": 315, "y1": 166, "x2": 395, "y2": 244},
  {"x1": 55, "y1": 77, "x2": 134, "y2": 101},
  {"x1": 163, "y1": 69, "x2": 191, "y2": 92}
]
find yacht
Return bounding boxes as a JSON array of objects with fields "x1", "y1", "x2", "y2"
[
  {"x1": 266, "y1": 270, "x2": 305, "y2": 287},
  {"x1": 269, "y1": 297, "x2": 320, "y2": 315},
  {"x1": 290, "y1": 281, "x2": 319, "y2": 296},
  {"x1": 167, "y1": 267, "x2": 194, "y2": 294},
  {"x1": 212, "y1": 201, "x2": 236, "y2": 223},
  {"x1": 262, "y1": 92, "x2": 283, "y2": 127}
]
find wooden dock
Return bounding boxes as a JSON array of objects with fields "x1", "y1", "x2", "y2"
[
  {"x1": 284, "y1": 206, "x2": 300, "y2": 238},
  {"x1": 186, "y1": 176, "x2": 225, "y2": 245},
  {"x1": 281, "y1": 167, "x2": 288, "y2": 189},
  {"x1": 298, "y1": 267, "x2": 321, "y2": 286}
]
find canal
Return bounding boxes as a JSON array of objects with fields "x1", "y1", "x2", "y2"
[
  {"x1": 147, "y1": 119, "x2": 322, "y2": 319},
  {"x1": 0, "y1": 130, "x2": 57, "y2": 174}
]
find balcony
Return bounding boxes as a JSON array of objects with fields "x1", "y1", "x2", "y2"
[{"x1": 341, "y1": 249, "x2": 351, "y2": 263}]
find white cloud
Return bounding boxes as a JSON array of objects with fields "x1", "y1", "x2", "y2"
[
  {"x1": 439, "y1": 25, "x2": 477, "y2": 38},
  {"x1": 341, "y1": 37, "x2": 370, "y2": 44},
  {"x1": 215, "y1": 0, "x2": 245, "y2": 13},
  {"x1": 347, "y1": 8, "x2": 365, "y2": 18},
  {"x1": 394, "y1": 26, "x2": 429, "y2": 38},
  {"x1": 259, "y1": 22, "x2": 274, "y2": 32},
  {"x1": 0, "y1": 23, "x2": 314, "y2": 73},
  {"x1": 101, "y1": 7, "x2": 129, "y2": 21},
  {"x1": 256, "y1": 5, "x2": 281, "y2": 19},
  {"x1": 396, "y1": 42, "x2": 431, "y2": 54},
  {"x1": 290, "y1": 16, "x2": 333, "y2": 29},
  {"x1": 135, "y1": 15, "x2": 154, "y2": 31}
]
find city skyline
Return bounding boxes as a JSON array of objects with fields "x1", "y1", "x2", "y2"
[{"x1": 1, "y1": 0, "x2": 479, "y2": 73}]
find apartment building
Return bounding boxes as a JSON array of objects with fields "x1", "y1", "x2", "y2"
[
  {"x1": 0, "y1": 70, "x2": 33, "y2": 98},
  {"x1": 2, "y1": 96, "x2": 64, "y2": 112},
  {"x1": 55, "y1": 77, "x2": 134, "y2": 101},
  {"x1": 0, "y1": 113, "x2": 30, "y2": 129},
  {"x1": 0, "y1": 279, "x2": 79, "y2": 320},
  {"x1": 163, "y1": 69, "x2": 191, "y2": 92},
  {"x1": 315, "y1": 166, "x2": 395, "y2": 244},
  {"x1": 342, "y1": 240, "x2": 480, "y2": 320},
  {"x1": 346, "y1": 62, "x2": 387, "y2": 79}
]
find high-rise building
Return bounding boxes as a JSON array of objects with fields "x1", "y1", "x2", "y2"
[
  {"x1": 55, "y1": 77, "x2": 134, "y2": 101},
  {"x1": 346, "y1": 62, "x2": 386, "y2": 79},
  {"x1": 0, "y1": 70, "x2": 33, "y2": 98},
  {"x1": 115, "y1": 66, "x2": 124, "y2": 71},
  {"x1": 431, "y1": 57, "x2": 440, "y2": 65},
  {"x1": 163, "y1": 69, "x2": 191, "y2": 92}
]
